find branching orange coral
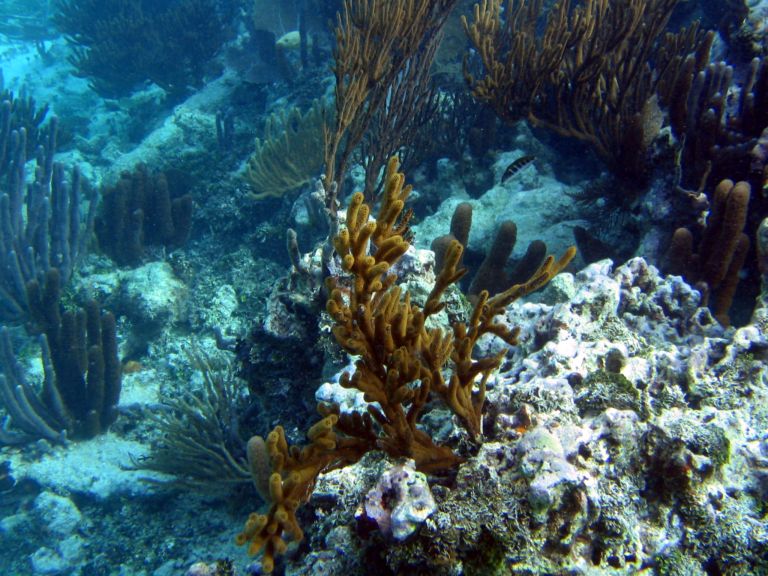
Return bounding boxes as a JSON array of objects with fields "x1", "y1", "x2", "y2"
[
  {"x1": 235, "y1": 416, "x2": 368, "y2": 572},
  {"x1": 329, "y1": 156, "x2": 574, "y2": 457},
  {"x1": 237, "y1": 157, "x2": 575, "y2": 572}
]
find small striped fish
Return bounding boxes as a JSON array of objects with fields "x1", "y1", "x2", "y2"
[{"x1": 501, "y1": 155, "x2": 535, "y2": 183}]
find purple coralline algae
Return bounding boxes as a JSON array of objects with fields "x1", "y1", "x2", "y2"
[{"x1": 357, "y1": 458, "x2": 437, "y2": 541}]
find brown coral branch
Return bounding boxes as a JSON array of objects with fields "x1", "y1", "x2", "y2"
[
  {"x1": 663, "y1": 179, "x2": 752, "y2": 325},
  {"x1": 239, "y1": 158, "x2": 575, "y2": 571},
  {"x1": 464, "y1": 0, "x2": 704, "y2": 180},
  {"x1": 323, "y1": 0, "x2": 459, "y2": 195}
]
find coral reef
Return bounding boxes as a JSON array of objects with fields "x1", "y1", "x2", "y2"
[
  {"x1": 245, "y1": 100, "x2": 327, "y2": 200},
  {"x1": 139, "y1": 348, "x2": 253, "y2": 487},
  {"x1": 322, "y1": 0, "x2": 460, "y2": 194},
  {"x1": 668, "y1": 50, "x2": 768, "y2": 191},
  {"x1": 299, "y1": 257, "x2": 768, "y2": 574},
  {"x1": 463, "y1": 0, "x2": 705, "y2": 183},
  {"x1": 236, "y1": 416, "x2": 356, "y2": 573},
  {"x1": 0, "y1": 118, "x2": 93, "y2": 323},
  {"x1": 428, "y1": 183, "x2": 567, "y2": 299},
  {"x1": 356, "y1": 41, "x2": 441, "y2": 202},
  {"x1": 53, "y1": 0, "x2": 238, "y2": 98},
  {"x1": 4, "y1": 1, "x2": 768, "y2": 574},
  {"x1": 663, "y1": 179, "x2": 751, "y2": 324},
  {"x1": 236, "y1": 158, "x2": 574, "y2": 572},
  {"x1": 95, "y1": 164, "x2": 193, "y2": 266},
  {"x1": 0, "y1": 71, "x2": 49, "y2": 178},
  {"x1": 1, "y1": 270, "x2": 121, "y2": 444}
]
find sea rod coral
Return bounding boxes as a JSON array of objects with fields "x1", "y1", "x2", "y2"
[{"x1": 235, "y1": 157, "x2": 575, "y2": 572}]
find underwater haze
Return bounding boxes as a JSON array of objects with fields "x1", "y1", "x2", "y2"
[{"x1": 1, "y1": 0, "x2": 768, "y2": 574}]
